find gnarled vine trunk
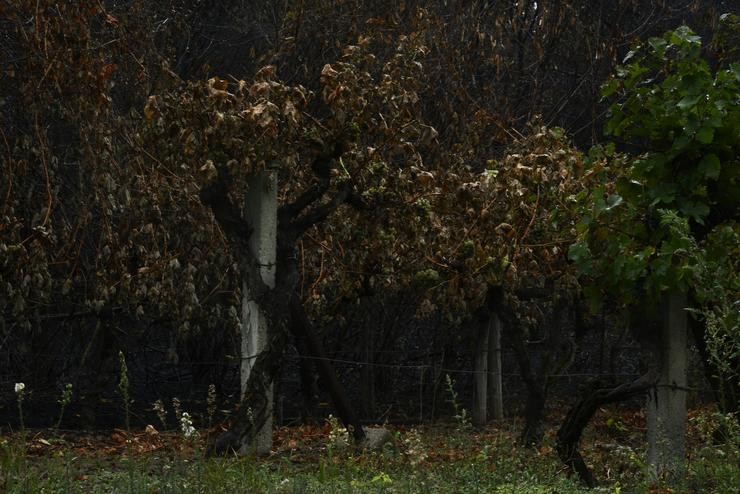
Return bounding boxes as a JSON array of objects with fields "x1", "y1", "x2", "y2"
[
  {"x1": 201, "y1": 141, "x2": 367, "y2": 455},
  {"x1": 555, "y1": 369, "x2": 658, "y2": 487},
  {"x1": 488, "y1": 286, "x2": 549, "y2": 445},
  {"x1": 289, "y1": 297, "x2": 366, "y2": 443},
  {"x1": 493, "y1": 286, "x2": 574, "y2": 447},
  {"x1": 208, "y1": 319, "x2": 290, "y2": 455},
  {"x1": 207, "y1": 237, "x2": 297, "y2": 456}
]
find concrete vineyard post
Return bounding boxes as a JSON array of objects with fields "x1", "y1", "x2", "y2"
[
  {"x1": 647, "y1": 291, "x2": 688, "y2": 482},
  {"x1": 241, "y1": 169, "x2": 278, "y2": 455}
]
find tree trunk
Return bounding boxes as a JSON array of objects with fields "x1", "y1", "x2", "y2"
[
  {"x1": 487, "y1": 312, "x2": 504, "y2": 420},
  {"x1": 489, "y1": 285, "x2": 548, "y2": 446},
  {"x1": 206, "y1": 214, "x2": 299, "y2": 456},
  {"x1": 473, "y1": 319, "x2": 489, "y2": 427},
  {"x1": 510, "y1": 322, "x2": 547, "y2": 446},
  {"x1": 555, "y1": 370, "x2": 658, "y2": 487},
  {"x1": 201, "y1": 141, "x2": 353, "y2": 456},
  {"x1": 289, "y1": 297, "x2": 366, "y2": 443},
  {"x1": 209, "y1": 225, "x2": 304, "y2": 456},
  {"x1": 521, "y1": 386, "x2": 547, "y2": 446},
  {"x1": 360, "y1": 315, "x2": 376, "y2": 419},
  {"x1": 293, "y1": 328, "x2": 319, "y2": 423},
  {"x1": 207, "y1": 317, "x2": 290, "y2": 456}
]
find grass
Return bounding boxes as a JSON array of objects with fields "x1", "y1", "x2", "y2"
[{"x1": 0, "y1": 406, "x2": 737, "y2": 493}]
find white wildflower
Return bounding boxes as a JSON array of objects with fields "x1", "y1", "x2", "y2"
[
  {"x1": 153, "y1": 399, "x2": 167, "y2": 429},
  {"x1": 180, "y1": 411, "x2": 199, "y2": 439},
  {"x1": 326, "y1": 414, "x2": 348, "y2": 448},
  {"x1": 14, "y1": 382, "x2": 25, "y2": 394}
]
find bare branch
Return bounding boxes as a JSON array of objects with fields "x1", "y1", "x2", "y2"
[
  {"x1": 280, "y1": 139, "x2": 346, "y2": 218},
  {"x1": 290, "y1": 182, "x2": 352, "y2": 238}
]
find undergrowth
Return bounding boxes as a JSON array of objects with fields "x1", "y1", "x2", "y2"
[{"x1": 0, "y1": 406, "x2": 737, "y2": 493}]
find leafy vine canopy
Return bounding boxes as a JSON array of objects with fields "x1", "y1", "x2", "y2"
[
  {"x1": 7, "y1": 2, "x2": 731, "y2": 346},
  {"x1": 569, "y1": 25, "x2": 739, "y2": 316}
]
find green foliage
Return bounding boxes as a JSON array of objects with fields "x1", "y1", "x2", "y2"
[
  {"x1": 687, "y1": 410, "x2": 740, "y2": 493},
  {"x1": 55, "y1": 383, "x2": 73, "y2": 430},
  {"x1": 444, "y1": 374, "x2": 471, "y2": 433},
  {"x1": 691, "y1": 223, "x2": 740, "y2": 408},
  {"x1": 703, "y1": 302, "x2": 739, "y2": 400},
  {"x1": 570, "y1": 26, "x2": 740, "y2": 311},
  {"x1": 604, "y1": 26, "x2": 739, "y2": 222}
]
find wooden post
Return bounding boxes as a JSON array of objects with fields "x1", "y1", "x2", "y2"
[
  {"x1": 241, "y1": 169, "x2": 277, "y2": 455},
  {"x1": 473, "y1": 321, "x2": 489, "y2": 427},
  {"x1": 487, "y1": 313, "x2": 504, "y2": 420},
  {"x1": 647, "y1": 291, "x2": 687, "y2": 482}
]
